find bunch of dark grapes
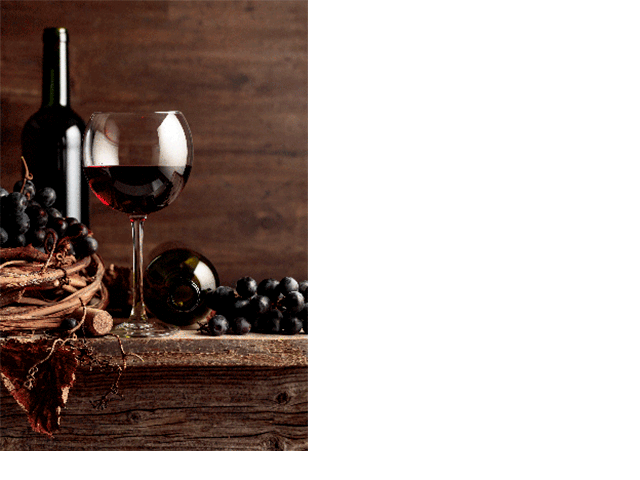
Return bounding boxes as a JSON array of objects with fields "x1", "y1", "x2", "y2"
[
  {"x1": 0, "y1": 179, "x2": 98, "y2": 258},
  {"x1": 200, "y1": 276, "x2": 308, "y2": 336}
]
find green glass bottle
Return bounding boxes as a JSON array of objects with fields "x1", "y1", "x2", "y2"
[
  {"x1": 144, "y1": 242, "x2": 220, "y2": 327},
  {"x1": 21, "y1": 28, "x2": 89, "y2": 225}
]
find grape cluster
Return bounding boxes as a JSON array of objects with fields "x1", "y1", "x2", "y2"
[
  {"x1": 0, "y1": 179, "x2": 98, "y2": 258},
  {"x1": 200, "y1": 276, "x2": 308, "y2": 336}
]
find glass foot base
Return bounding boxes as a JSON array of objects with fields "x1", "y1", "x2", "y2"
[{"x1": 111, "y1": 320, "x2": 178, "y2": 338}]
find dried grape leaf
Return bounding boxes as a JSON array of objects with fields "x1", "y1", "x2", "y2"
[{"x1": 0, "y1": 338, "x2": 78, "y2": 437}]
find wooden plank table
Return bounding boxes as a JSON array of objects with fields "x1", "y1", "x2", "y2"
[{"x1": 0, "y1": 330, "x2": 308, "y2": 450}]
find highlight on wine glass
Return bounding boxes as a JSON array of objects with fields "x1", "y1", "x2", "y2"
[{"x1": 82, "y1": 111, "x2": 193, "y2": 337}]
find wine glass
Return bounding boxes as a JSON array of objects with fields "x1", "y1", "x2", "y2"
[{"x1": 82, "y1": 111, "x2": 193, "y2": 337}]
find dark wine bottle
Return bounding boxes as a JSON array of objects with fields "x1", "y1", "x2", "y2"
[
  {"x1": 21, "y1": 27, "x2": 89, "y2": 226},
  {"x1": 144, "y1": 242, "x2": 220, "y2": 327}
]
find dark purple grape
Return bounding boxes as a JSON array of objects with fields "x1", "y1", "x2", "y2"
[
  {"x1": 36, "y1": 187, "x2": 57, "y2": 208},
  {"x1": 11, "y1": 212, "x2": 30, "y2": 235},
  {"x1": 66, "y1": 222, "x2": 88, "y2": 239},
  {"x1": 0, "y1": 227, "x2": 8, "y2": 246},
  {"x1": 46, "y1": 207, "x2": 63, "y2": 220},
  {"x1": 235, "y1": 276, "x2": 258, "y2": 299},
  {"x1": 281, "y1": 316, "x2": 303, "y2": 335},
  {"x1": 205, "y1": 285, "x2": 237, "y2": 313},
  {"x1": 208, "y1": 314, "x2": 229, "y2": 336},
  {"x1": 59, "y1": 317, "x2": 78, "y2": 331},
  {"x1": 232, "y1": 298, "x2": 251, "y2": 318},
  {"x1": 0, "y1": 187, "x2": 8, "y2": 198},
  {"x1": 26, "y1": 228, "x2": 47, "y2": 248},
  {"x1": 258, "y1": 309, "x2": 283, "y2": 334},
  {"x1": 257, "y1": 278, "x2": 280, "y2": 301},
  {"x1": 65, "y1": 217, "x2": 80, "y2": 227},
  {"x1": 26, "y1": 204, "x2": 48, "y2": 229},
  {"x1": 281, "y1": 291, "x2": 305, "y2": 314},
  {"x1": 48, "y1": 217, "x2": 67, "y2": 237},
  {"x1": 230, "y1": 317, "x2": 251, "y2": 335},
  {"x1": 25, "y1": 183, "x2": 36, "y2": 199},
  {"x1": 13, "y1": 180, "x2": 36, "y2": 199},
  {"x1": 278, "y1": 277, "x2": 299, "y2": 295},
  {"x1": 3, "y1": 192, "x2": 28, "y2": 214},
  {"x1": 74, "y1": 236, "x2": 98, "y2": 258},
  {"x1": 299, "y1": 280, "x2": 308, "y2": 301},
  {"x1": 249, "y1": 295, "x2": 270, "y2": 316},
  {"x1": 299, "y1": 304, "x2": 307, "y2": 333}
]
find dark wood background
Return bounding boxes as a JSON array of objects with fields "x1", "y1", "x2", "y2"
[{"x1": 1, "y1": 1, "x2": 308, "y2": 286}]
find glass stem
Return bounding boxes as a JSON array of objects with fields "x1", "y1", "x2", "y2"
[{"x1": 129, "y1": 214, "x2": 148, "y2": 323}]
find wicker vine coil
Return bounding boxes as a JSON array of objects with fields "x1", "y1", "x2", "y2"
[{"x1": 0, "y1": 245, "x2": 109, "y2": 333}]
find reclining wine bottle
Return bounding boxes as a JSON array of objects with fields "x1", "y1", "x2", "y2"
[
  {"x1": 21, "y1": 27, "x2": 89, "y2": 226},
  {"x1": 144, "y1": 242, "x2": 220, "y2": 327}
]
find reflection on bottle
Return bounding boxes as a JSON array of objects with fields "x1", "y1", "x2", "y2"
[{"x1": 65, "y1": 125, "x2": 82, "y2": 220}]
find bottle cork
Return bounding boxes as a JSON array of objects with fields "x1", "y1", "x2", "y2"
[{"x1": 68, "y1": 307, "x2": 113, "y2": 336}]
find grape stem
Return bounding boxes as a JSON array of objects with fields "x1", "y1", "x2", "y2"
[{"x1": 19, "y1": 156, "x2": 34, "y2": 196}]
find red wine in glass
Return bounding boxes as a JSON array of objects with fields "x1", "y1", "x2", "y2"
[{"x1": 83, "y1": 165, "x2": 191, "y2": 215}]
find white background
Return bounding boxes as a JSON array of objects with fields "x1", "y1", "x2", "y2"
[{"x1": 310, "y1": 0, "x2": 640, "y2": 478}]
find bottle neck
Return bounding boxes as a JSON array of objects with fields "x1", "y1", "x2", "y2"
[
  {"x1": 167, "y1": 277, "x2": 201, "y2": 313},
  {"x1": 41, "y1": 29, "x2": 70, "y2": 108}
]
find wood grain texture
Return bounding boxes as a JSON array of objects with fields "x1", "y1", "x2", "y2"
[
  {"x1": 1, "y1": 366, "x2": 308, "y2": 450},
  {"x1": 0, "y1": 332, "x2": 308, "y2": 450},
  {"x1": 1, "y1": 1, "x2": 308, "y2": 285}
]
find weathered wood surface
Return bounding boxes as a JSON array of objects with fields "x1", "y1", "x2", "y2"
[
  {"x1": 0, "y1": 331, "x2": 308, "y2": 450},
  {"x1": 0, "y1": 1, "x2": 308, "y2": 285},
  {"x1": 84, "y1": 330, "x2": 309, "y2": 368}
]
